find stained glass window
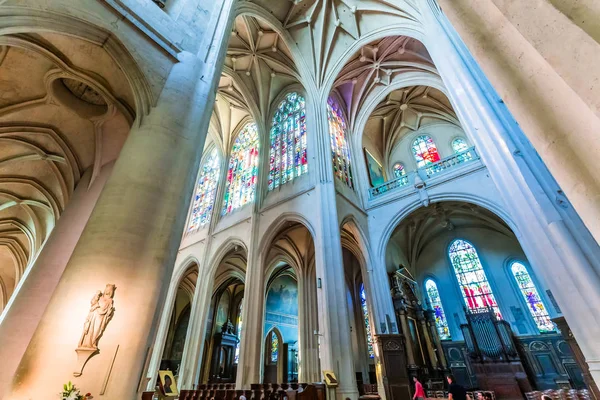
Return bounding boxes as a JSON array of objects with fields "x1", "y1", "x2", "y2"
[
  {"x1": 188, "y1": 147, "x2": 220, "y2": 231},
  {"x1": 268, "y1": 92, "x2": 308, "y2": 190},
  {"x1": 511, "y1": 262, "x2": 555, "y2": 333},
  {"x1": 359, "y1": 284, "x2": 374, "y2": 358},
  {"x1": 412, "y1": 135, "x2": 441, "y2": 168},
  {"x1": 327, "y1": 97, "x2": 354, "y2": 188},
  {"x1": 271, "y1": 332, "x2": 279, "y2": 363},
  {"x1": 222, "y1": 123, "x2": 259, "y2": 214},
  {"x1": 452, "y1": 137, "x2": 469, "y2": 153},
  {"x1": 449, "y1": 239, "x2": 502, "y2": 319},
  {"x1": 425, "y1": 279, "x2": 451, "y2": 340},
  {"x1": 393, "y1": 163, "x2": 406, "y2": 178},
  {"x1": 234, "y1": 302, "x2": 243, "y2": 364}
]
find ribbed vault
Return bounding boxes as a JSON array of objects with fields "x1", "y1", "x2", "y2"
[
  {"x1": 386, "y1": 202, "x2": 512, "y2": 273},
  {"x1": 0, "y1": 33, "x2": 135, "y2": 311}
]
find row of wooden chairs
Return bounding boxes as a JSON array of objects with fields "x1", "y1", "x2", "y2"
[
  {"x1": 174, "y1": 383, "x2": 322, "y2": 400},
  {"x1": 526, "y1": 389, "x2": 592, "y2": 400},
  {"x1": 425, "y1": 390, "x2": 496, "y2": 400}
]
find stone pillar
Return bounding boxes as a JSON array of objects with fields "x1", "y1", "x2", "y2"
[
  {"x1": 0, "y1": 163, "x2": 113, "y2": 395},
  {"x1": 298, "y1": 266, "x2": 320, "y2": 383},
  {"x1": 3, "y1": 7, "x2": 233, "y2": 397},
  {"x1": 235, "y1": 240, "x2": 262, "y2": 388},
  {"x1": 397, "y1": 309, "x2": 416, "y2": 368},
  {"x1": 434, "y1": 0, "x2": 600, "y2": 244},
  {"x1": 310, "y1": 98, "x2": 358, "y2": 400},
  {"x1": 420, "y1": 1, "x2": 600, "y2": 387}
]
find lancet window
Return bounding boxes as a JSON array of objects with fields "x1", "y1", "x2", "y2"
[
  {"x1": 393, "y1": 163, "x2": 406, "y2": 178},
  {"x1": 452, "y1": 137, "x2": 469, "y2": 153},
  {"x1": 510, "y1": 262, "x2": 554, "y2": 332},
  {"x1": 268, "y1": 92, "x2": 308, "y2": 190},
  {"x1": 425, "y1": 279, "x2": 451, "y2": 340},
  {"x1": 222, "y1": 123, "x2": 259, "y2": 214},
  {"x1": 270, "y1": 331, "x2": 279, "y2": 363},
  {"x1": 359, "y1": 284, "x2": 374, "y2": 358},
  {"x1": 327, "y1": 97, "x2": 354, "y2": 188},
  {"x1": 412, "y1": 135, "x2": 441, "y2": 168},
  {"x1": 449, "y1": 239, "x2": 502, "y2": 319},
  {"x1": 188, "y1": 147, "x2": 220, "y2": 231},
  {"x1": 234, "y1": 302, "x2": 243, "y2": 364}
]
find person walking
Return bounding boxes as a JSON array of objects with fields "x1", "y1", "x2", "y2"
[
  {"x1": 413, "y1": 377, "x2": 426, "y2": 400},
  {"x1": 447, "y1": 375, "x2": 467, "y2": 400}
]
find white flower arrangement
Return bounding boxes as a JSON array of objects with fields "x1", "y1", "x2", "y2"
[{"x1": 60, "y1": 381, "x2": 93, "y2": 400}]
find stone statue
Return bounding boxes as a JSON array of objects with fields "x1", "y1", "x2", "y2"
[
  {"x1": 74, "y1": 284, "x2": 116, "y2": 377},
  {"x1": 78, "y1": 284, "x2": 116, "y2": 350}
]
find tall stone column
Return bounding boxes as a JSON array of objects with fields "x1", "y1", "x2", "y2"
[
  {"x1": 0, "y1": 163, "x2": 113, "y2": 396},
  {"x1": 434, "y1": 0, "x2": 600, "y2": 244},
  {"x1": 420, "y1": 1, "x2": 600, "y2": 387},
  {"x1": 3, "y1": 7, "x2": 234, "y2": 398},
  {"x1": 309, "y1": 98, "x2": 358, "y2": 400},
  {"x1": 235, "y1": 232, "x2": 262, "y2": 389},
  {"x1": 298, "y1": 267, "x2": 320, "y2": 383}
]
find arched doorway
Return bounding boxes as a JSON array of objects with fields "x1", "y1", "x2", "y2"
[
  {"x1": 199, "y1": 246, "x2": 247, "y2": 384},
  {"x1": 384, "y1": 201, "x2": 577, "y2": 392},
  {"x1": 160, "y1": 265, "x2": 198, "y2": 375},
  {"x1": 260, "y1": 220, "x2": 319, "y2": 384},
  {"x1": 263, "y1": 268, "x2": 299, "y2": 383}
]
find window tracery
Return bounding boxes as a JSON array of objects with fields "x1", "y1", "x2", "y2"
[
  {"x1": 425, "y1": 279, "x2": 451, "y2": 340},
  {"x1": 222, "y1": 123, "x2": 259, "y2": 214},
  {"x1": 510, "y1": 262, "x2": 554, "y2": 333},
  {"x1": 327, "y1": 97, "x2": 354, "y2": 188},
  {"x1": 269, "y1": 92, "x2": 308, "y2": 190},
  {"x1": 449, "y1": 239, "x2": 502, "y2": 319},
  {"x1": 188, "y1": 147, "x2": 220, "y2": 231},
  {"x1": 412, "y1": 135, "x2": 441, "y2": 168}
]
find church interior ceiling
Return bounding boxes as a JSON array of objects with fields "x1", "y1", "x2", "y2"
[{"x1": 0, "y1": 33, "x2": 134, "y2": 308}]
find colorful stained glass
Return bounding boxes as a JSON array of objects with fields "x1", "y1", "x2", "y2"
[
  {"x1": 234, "y1": 302, "x2": 243, "y2": 364},
  {"x1": 268, "y1": 92, "x2": 308, "y2": 190},
  {"x1": 412, "y1": 135, "x2": 441, "y2": 168},
  {"x1": 188, "y1": 147, "x2": 221, "y2": 231},
  {"x1": 452, "y1": 137, "x2": 469, "y2": 153},
  {"x1": 511, "y1": 262, "x2": 555, "y2": 333},
  {"x1": 327, "y1": 97, "x2": 354, "y2": 188},
  {"x1": 425, "y1": 279, "x2": 451, "y2": 340},
  {"x1": 360, "y1": 284, "x2": 375, "y2": 358},
  {"x1": 393, "y1": 163, "x2": 406, "y2": 178},
  {"x1": 271, "y1": 332, "x2": 279, "y2": 363},
  {"x1": 449, "y1": 239, "x2": 502, "y2": 319},
  {"x1": 222, "y1": 123, "x2": 259, "y2": 215}
]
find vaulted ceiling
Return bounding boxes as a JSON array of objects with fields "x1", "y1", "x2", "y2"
[
  {"x1": 244, "y1": 0, "x2": 421, "y2": 85},
  {"x1": 386, "y1": 202, "x2": 512, "y2": 273},
  {"x1": 365, "y1": 85, "x2": 460, "y2": 164},
  {"x1": 0, "y1": 33, "x2": 135, "y2": 311},
  {"x1": 265, "y1": 222, "x2": 315, "y2": 278}
]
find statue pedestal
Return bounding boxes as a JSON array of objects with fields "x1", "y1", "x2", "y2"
[{"x1": 74, "y1": 347, "x2": 99, "y2": 377}]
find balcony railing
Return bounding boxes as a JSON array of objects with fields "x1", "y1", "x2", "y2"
[{"x1": 369, "y1": 147, "x2": 480, "y2": 199}]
